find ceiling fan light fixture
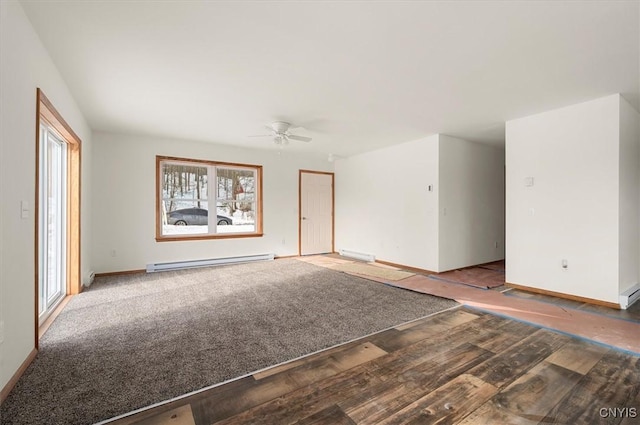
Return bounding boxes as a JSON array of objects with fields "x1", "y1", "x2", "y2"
[
  {"x1": 249, "y1": 120, "x2": 312, "y2": 146},
  {"x1": 274, "y1": 135, "x2": 289, "y2": 145}
]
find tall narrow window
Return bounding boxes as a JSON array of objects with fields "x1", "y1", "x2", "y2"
[{"x1": 156, "y1": 156, "x2": 262, "y2": 241}]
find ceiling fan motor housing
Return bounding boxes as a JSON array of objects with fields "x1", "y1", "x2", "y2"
[{"x1": 271, "y1": 121, "x2": 291, "y2": 134}]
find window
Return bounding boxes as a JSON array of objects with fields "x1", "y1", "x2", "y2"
[{"x1": 156, "y1": 156, "x2": 262, "y2": 241}]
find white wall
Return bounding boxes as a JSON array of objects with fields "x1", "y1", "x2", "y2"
[
  {"x1": 91, "y1": 132, "x2": 332, "y2": 272},
  {"x1": 506, "y1": 95, "x2": 621, "y2": 304},
  {"x1": 438, "y1": 135, "x2": 505, "y2": 271},
  {"x1": 0, "y1": 1, "x2": 92, "y2": 391},
  {"x1": 335, "y1": 135, "x2": 440, "y2": 271},
  {"x1": 619, "y1": 95, "x2": 640, "y2": 295}
]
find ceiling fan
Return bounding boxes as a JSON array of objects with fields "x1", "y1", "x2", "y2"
[{"x1": 250, "y1": 121, "x2": 312, "y2": 145}]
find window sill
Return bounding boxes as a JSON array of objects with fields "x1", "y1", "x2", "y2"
[{"x1": 156, "y1": 232, "x2": 264, "y2": 242}]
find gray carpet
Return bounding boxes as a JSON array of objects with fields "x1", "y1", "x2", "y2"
[{"x1": 0, "y1": 259, "x2": 458, "y2": 425}]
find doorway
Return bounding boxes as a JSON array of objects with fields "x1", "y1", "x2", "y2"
[
  {"x1": 299, "y1": 170, "x2": 334, "y2": 255},
  {"x1": 35, "y1": 88, "x2": 81, "y2": 346}
]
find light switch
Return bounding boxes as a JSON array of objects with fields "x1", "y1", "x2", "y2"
[{"x1": 20, "y1": 201, "x2": 29, "y2": 219}]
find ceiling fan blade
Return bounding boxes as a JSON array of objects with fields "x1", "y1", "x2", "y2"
[
  {"x1": 248, "y1": 134, "x2": 273, "y2": 137},
  {"x1": 287, "y1": 134, "x2": 312, "y2": 143}
]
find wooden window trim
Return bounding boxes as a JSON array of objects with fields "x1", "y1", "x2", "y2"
[
  {"x1": 156, "y1": 155, "x2": 263, "y2": 242},
  {"x1": 35, "y1": 88, "x2": 82, "y2": 349}
]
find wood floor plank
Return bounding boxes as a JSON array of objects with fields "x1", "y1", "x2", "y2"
[
  {"x1": 131, "y1": 405, "x2": 195, "y2": 425},
  {"x1": 111, "y1": 377, "x2": 258, "y2": 425},
  {"x1": 253, "y1": 341, "x2": 387, "y2": 380},
  {"x1": 541, "y1": 350, "x2": 640, "y2": 424},
  {"x1": 191, "y1": 374, "x2": 298, "y2": 425},
  {"x1": 373, "y1": 374, "x2": 497, "y2": 425},
  {"x1": 371, "y1": 310, "x2": 479, "y2": 352},
  {"x1": 368, "y1": 314, "x2": 510, "y2": 382},
  {"x1": 619, "y1": 386, "x2": 640, "y2": 425},
  {"x1": 212, "y1": 367, "x2": 382, "y2": 424},
  {"x1": 193, "y1": 342, "x2": 386, "y2": 424},
  {"x1": 369, "y1": 310, "x2": 500, "y2": 354},
  {"x1": 394, "y1": 309, "x2": 477, "y2": 331},
  {"x1": 467, "y1": 329, "x2": 571, "y2": 389},
  {"x1": 342, "y1": 342, "x2": 493, "y2": 424},
  {"x1": 272, "y1": 342, "x2": 386, "y2": 389},
  {"x1": 472, "y1": 319, "x2": 538, "y2": 353},
  {"x1": 459, "y1": 362, "x2": 582, "y2": 424},
  {"x1": 294, "y1": 405, "x2": 356, "y2": 425},
  {"x1": 544, "y1": 339, "x2": 607, "y2": 375},
  {"x1": 331, "y1": 342, "x2": 389, "y2": 370}
]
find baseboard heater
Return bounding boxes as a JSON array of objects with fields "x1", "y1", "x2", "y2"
[
  {"x1": 338, "y1": 249, "x2": 375, "y2": 263},
  {"x1": 619, "y1": 283, "x2": 640, "y2": 310},
  {"x1": 146, "y1": 253, "x2": 275, "y2": 273}
]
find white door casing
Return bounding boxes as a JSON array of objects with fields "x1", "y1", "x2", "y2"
[{"x1": 300, "y1": 171, "x2": 333, "y2": 255}]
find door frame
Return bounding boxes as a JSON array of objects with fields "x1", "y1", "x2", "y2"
[
  {"x1": 35, "y1": 88, "x2": 82, "y2": 349},
  {"x1": 298, "y1": 170, "x2": 335, "y2": 256}
]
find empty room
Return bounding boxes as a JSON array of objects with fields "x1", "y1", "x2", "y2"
[{"x1": 1, "y1": 1, "x2": 640, "y2": 424}]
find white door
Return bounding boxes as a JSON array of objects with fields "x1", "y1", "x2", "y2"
[
  {"x1": 38, "y1": 124, "x2": 67, "y2": 323},
  {"x1": 300, "y1": 171, "x2": 333, "y2": 255}
]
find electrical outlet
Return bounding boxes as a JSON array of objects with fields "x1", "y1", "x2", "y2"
[
  {"x1": 110, "y1": 249, "x2": 117, "y2": 257},
  {"x1": 0, "y1": 320, "x2": 5, "y2": 344},
  {"x1": 494, "y1": 241, "x2": 498, "y2": 249}
]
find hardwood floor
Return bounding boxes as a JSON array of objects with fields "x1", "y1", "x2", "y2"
[{"x1": 106, "y1": 307, "x2": 640, "y2": 425}]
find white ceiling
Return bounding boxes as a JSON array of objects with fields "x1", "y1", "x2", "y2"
[{"x1": 20, "y1": 0, "x2": 640, "y2": 157}]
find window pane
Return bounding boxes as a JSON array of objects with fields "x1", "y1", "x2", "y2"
[
  {"x1": 162, "y1": 201, "x2": 209, "y2": 235},
  {"x1": 216, "y1": 201, "x2": 255, "y2": 233},
  {"x1": 216, "y1": 168, "x2": 255, "y2": 202},
  {"x1": 216, "y1": 167, "x2": 256, "y2": 233},
  {"x1": 216, "y1": 167, "x2": 256, "y2": 224},
  {"x1": 162, "y1": 164, "x2": 208, "y2": 211}
]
